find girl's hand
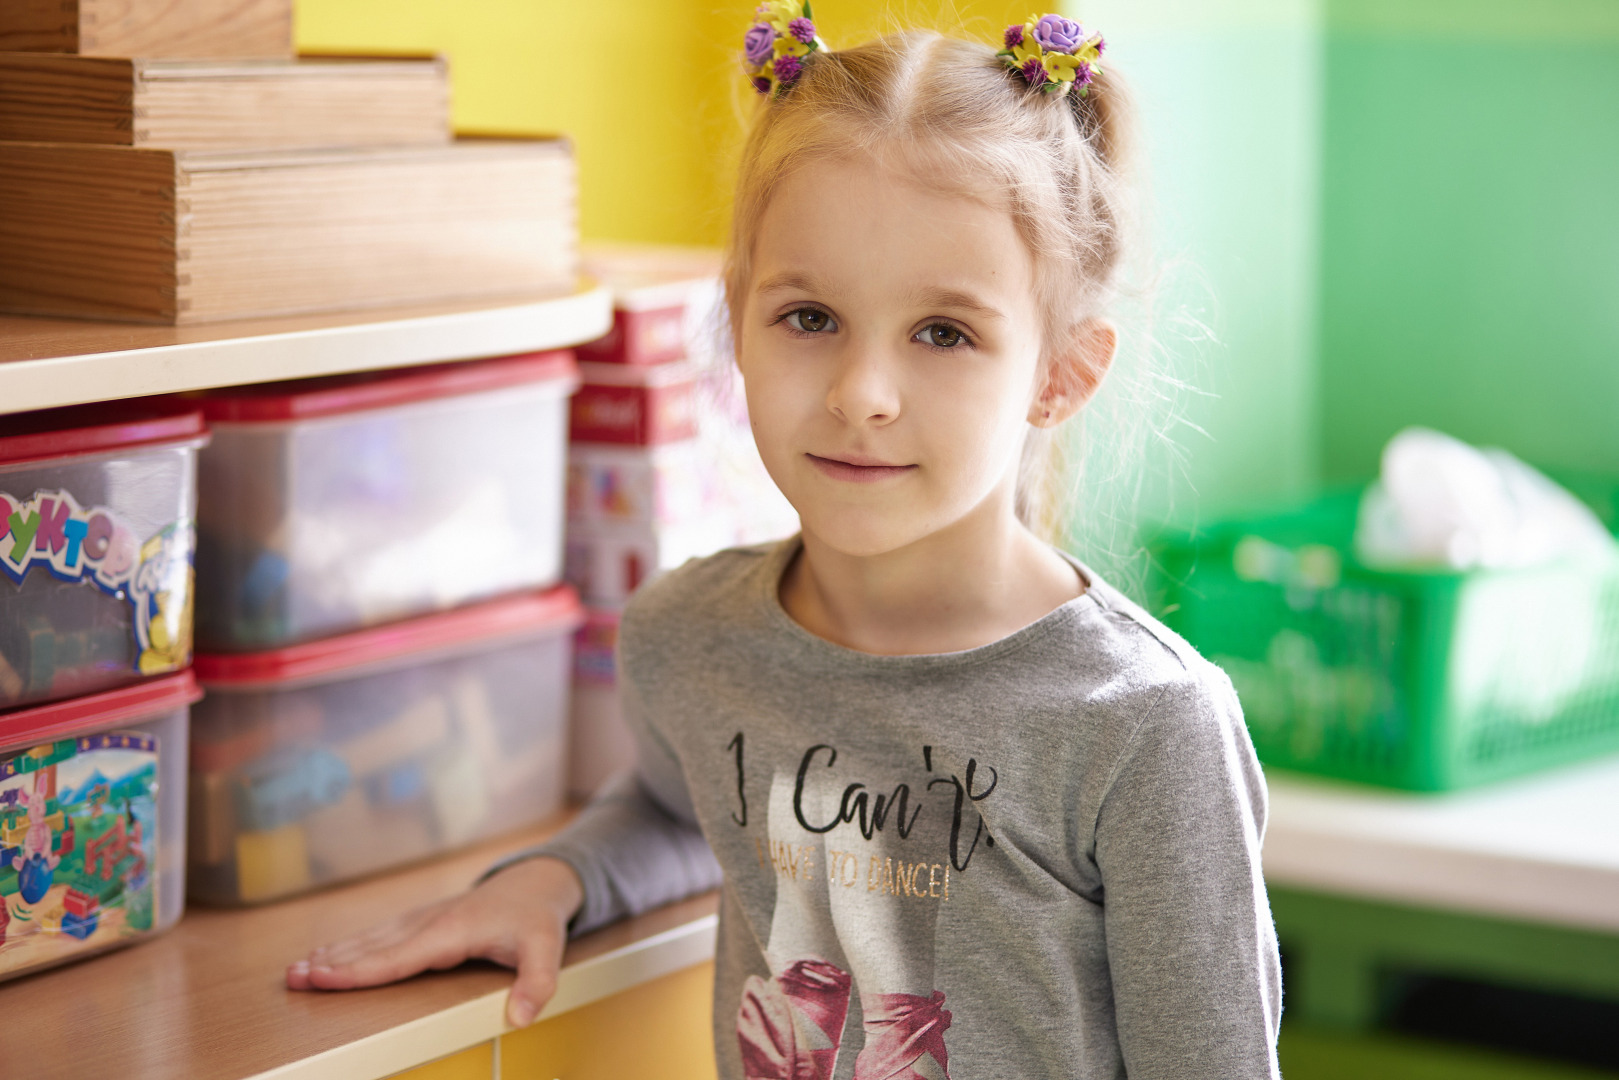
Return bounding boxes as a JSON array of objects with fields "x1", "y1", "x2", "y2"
[{"x1": 285, "y1": 856, "x2": 584, "y2": 1028}]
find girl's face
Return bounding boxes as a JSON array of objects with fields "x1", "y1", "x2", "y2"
[{"x1": 739, "y1": 156, "x2": 1048, "y2": 557}]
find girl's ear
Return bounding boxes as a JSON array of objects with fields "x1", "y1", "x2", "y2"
[{"x1": 1028, "y1": 318, "x2": 1117, "y2": 428}]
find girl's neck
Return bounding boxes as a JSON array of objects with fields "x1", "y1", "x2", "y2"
[{"x1": 780, "y1": 498, "x2": 1086, "y2": 656}]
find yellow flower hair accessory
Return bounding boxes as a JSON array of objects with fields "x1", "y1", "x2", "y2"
[
  {"x1": 743, "y1": 1, "x2": 825, "y2": 97},
  {"x1": 998, "y1": 13, "x2": 1105, "y2": 96}
]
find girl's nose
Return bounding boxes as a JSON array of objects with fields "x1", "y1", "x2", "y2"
[{"x1": 825, "y1": 343, "x2": 901, "y2": 426}]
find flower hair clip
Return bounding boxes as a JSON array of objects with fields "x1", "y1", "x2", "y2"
[
  {"x1": 999, "y1": 13, "x2": 1105, "y2": 96},
  {"x1": 743, "y1": 1, "x2": 825, "y2": 97}
]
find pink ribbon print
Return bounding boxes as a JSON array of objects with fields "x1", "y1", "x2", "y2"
[
  {"x1": 738, "y1": 960, "x2": 953, "y2": 1080},
  {"x1": 738, "y1": 958, "x2": 853, "y2": 1080}
]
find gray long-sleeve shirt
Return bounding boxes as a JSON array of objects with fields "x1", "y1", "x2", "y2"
[{"x1": 519, "y1": 539, "x2": 1282, "y2": 1078}]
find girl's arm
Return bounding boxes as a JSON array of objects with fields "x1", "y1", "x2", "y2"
[
  {"x1": 484, "y1": 672, "x2": 722, "y2": 936},
  {"x1": 1094, "y1": 668, "x2": 1283, "y2": 1079},
  {"x1": 287, "y1": 664, "x2": 721, "y2": 1025}
]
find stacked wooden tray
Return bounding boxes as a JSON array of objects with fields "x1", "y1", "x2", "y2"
[{"x1": 0, "y1": 0, "x2": 577, "y2": 324}]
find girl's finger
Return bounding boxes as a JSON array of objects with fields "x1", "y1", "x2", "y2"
[
  {"x1": 295, "y1": 901, "x2": 450, "y2": 973},
  {"x1": 504, "y1": 929, "x2": 566, "y2": 1028},
  {"x1": 301, "y1": 911, "x2": 475, "y2": 991}
]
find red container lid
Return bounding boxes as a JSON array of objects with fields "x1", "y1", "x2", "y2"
[
  {"x1": 200, "y1": 350, "x2": 578, "y2": 424},
  {"x1": 0, "y1": 672, "x2": 201, "y2": 749},
  {"x1": 0, "y1": 398, "x2": 207, "y2": 468},
  {"x1": 195, "y1": 586, "x2": 583, "y2": 688}
]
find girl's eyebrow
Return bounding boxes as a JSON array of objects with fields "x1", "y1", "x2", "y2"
[
  {"x1": 907, "y1": 287, "x2": 1006, "y2": 322},
  {"x1": 756, "y1": 271, "x2": 824, "y2": 295}
]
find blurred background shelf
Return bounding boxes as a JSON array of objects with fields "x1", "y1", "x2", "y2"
[
  {"x1": 1265, "y1": 760, "x2": 1619, "y2": 1076},
  {"x1": 1264, "y1": 756, "x2": 1619, "y2": 934},
  {"x1": 0, "y1": 818, "x2": 720, "y2": 1080},
  {"x1": 0, "y1": 280, "x2": 612, "y2": 415}
]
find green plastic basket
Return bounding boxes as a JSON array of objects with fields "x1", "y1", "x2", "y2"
[{"x1": 1148, "y1": 489, "x2": 1619, "y2": 791}]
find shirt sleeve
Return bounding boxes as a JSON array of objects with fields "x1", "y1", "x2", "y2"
[
  {"x1": 482, "y1": 661, "x2": 722, "y2": 936},
  {"x1": 1093, "y1": 666, "x2": 1283, "y2": 1078}
]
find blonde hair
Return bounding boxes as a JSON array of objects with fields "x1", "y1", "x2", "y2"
[{"x1": 721, "y1": 29, "x2": 1140, "y2": 544}]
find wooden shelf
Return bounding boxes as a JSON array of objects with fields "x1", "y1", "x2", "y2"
[
  {"x1": 0, "y1": 281, "x2": 613, "y2": 415},
  {"x1": 0, "y1": 816, "x2": 718, "y2": 1080},
  {"x1": 1262, "y1": 754, "x2": 1619, "y2": 933}
]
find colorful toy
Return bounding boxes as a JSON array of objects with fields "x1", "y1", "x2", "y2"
[
  {"x1": 0, "y1": 400, "x2": 204, "y2": 712},
  {"x1": 233, "y1": 746, "x2": 350, "y2": 832},
  {"x1": 0, "y1": 677, "x2": 185, "y2": 981},
  {"x1": 234, "y1": 823, "x2": 310, "y2": 903},
  {"x1": 11, "y1": 774, "x2": 62, "y2": 903},
  {"x1": 190, "y1": 591, "x2": 575, "y2": 903},
  {"x1": 194, "y1": 352, "x2": 573, "y2": 651}
]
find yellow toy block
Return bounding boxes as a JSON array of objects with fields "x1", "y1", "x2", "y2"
[{"x1": 235, "y1": 823, "x2": 310, "y2": 903}]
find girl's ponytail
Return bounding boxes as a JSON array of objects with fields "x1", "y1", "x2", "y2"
[{"x1": 1068, "y1": 66, "x2": 1131, "y2": 176}]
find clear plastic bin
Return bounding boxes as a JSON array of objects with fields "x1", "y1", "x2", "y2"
[
  {"x1": 568, "y1": 606, "x2": 634, "y2": 800},
  {"x1": 577, "y1": 243, "x2": 722, "y2": 366},
  {"x1": 189, "y1": 588, "x2": 580, "y2": 904},
  {"x1": 195, "y1": 352, "x2": 578, "y2": 652},
  {"x1": 1, "y1": 672, "x2": 197, "y2": 982},
  {"x1": 1, "y1": 401, "x2": 206, "y2": 711}
]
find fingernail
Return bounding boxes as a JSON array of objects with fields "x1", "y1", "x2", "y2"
[
  {"x1": 290, "y1": 960, "x2": 309, "y2": 976},
  {"x1": 507, "y1": 993, "x2": 536, "y2": 1028},
  {"x1": 312, "y1": 964, "x2": 333, "y2": 976}
]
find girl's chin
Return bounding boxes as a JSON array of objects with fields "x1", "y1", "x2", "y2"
[{"x1": 799, "y1": 516, "x2": 938, "y2": 560}]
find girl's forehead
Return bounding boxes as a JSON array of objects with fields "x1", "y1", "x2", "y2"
[{"x1": 754, "y1": 158, "x2": 1034, "y2": 296}]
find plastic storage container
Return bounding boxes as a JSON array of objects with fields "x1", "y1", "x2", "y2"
[
  {"x1": 195, "y1": 351, "x2": 578, "y2": 652},
  {"x1": 1149, "y1": 489, "x2": 1619, "y2": 791},
  {"x1": 0, "y1": 672, "x2": 197, "y2": 982},
  {"x1": 568, "y1": 607, "x2": 635, "y2": 799},
  {"x1": 188, "y1": 587, "x2": 581, "y2": 904},
  {"x1": 569, "y1": 359, "x2": 698, "y2": 446},
  {"x1": 1, "y1": 400, "x2": 206, "y2": 711},
  {"x1": 577, "y1": 243, "x2": 722, "y2": 366}
]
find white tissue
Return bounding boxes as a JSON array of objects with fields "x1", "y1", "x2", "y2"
[{"x1": 1354, "y1": 428, "x2": 1614, "y2": 570}]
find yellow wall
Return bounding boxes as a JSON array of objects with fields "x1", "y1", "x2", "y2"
[{"x1": 295, "y1": 1, "x2": 1034, "y2": 246}]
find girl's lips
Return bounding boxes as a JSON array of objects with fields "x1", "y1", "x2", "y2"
[{"x1": 806, "y1": 453, "x2": 917, "y2": 483}]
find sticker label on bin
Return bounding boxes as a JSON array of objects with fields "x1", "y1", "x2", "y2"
[
  {"x1": 0, "y1": 731, "x2": 160, "y2": 976},
  {"x1": 1, "y1": 489, "x2": 194, "y2": 678}
]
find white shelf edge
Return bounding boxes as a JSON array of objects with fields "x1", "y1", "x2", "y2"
[
  {"x1": 248, "y1": 913, "x2": 718, "y2": 1080},
  {"x1": 0, "y1": 283, "x2": 614, "y2": 415}
]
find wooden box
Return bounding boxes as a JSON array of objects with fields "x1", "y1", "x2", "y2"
[
  {"x1": 0, "y1": 0, "x2": 292, "y2": 58},
  {"x1": 0, "y1": 139, "x2": 578, "y2": 324},
  {"x1": 0, "y1": 55, "x2": 451, "y2": 150}
]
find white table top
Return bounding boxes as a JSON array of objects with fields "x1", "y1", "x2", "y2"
[{"x1": 1262, "y1": 753, "x2": 1619, "y2": 933}]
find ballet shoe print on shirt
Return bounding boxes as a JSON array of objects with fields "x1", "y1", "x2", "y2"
[
  {"x1": 738, "y1": 957, "x2": 854, "y2": 1080},
  {"x1": 852, "y1": 991, "x2": 953, "y2": 1080}
]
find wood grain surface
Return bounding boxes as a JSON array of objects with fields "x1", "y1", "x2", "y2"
[
  {"x1": 0, "y1": 56, "x2": 451, "y2": 150},
  {"x1": 0, "y1": 139, "x2": 576, "y2": 325},
  {"x1": 0, "y1": 0, "x2": 293, "y2": 58},
  {"x1": 0, "y1": 813, "x2": 720, "y2": 1080}
]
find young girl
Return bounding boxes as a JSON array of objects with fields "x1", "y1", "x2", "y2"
[{"x1": 288, "y1": 13, "x2": 1282, "y2": 1077}]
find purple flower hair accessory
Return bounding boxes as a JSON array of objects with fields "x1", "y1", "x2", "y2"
[
  {"x1": 743, "y1": 3, "x2": 822, "y2": 98},
  {"x1": 998, "y1": 13, "x2": 1107, "y2": 96},
  {"x1": 774, "y1": 53, "x2": 804, "y2": 84},
  {"x1": 743, "y1": 23, "x2": 777, "y2": 66},
  {"x1": 1032, "y1": 14, "x2": 1085, "y2": 53}
]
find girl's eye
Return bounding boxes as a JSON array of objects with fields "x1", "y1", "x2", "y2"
[
  {"x1": 784, "y1": 308, "x2": 835, "y2": 333},
  {"x1": 920, "y1": 323, "x2": 968, "y2": 349}
]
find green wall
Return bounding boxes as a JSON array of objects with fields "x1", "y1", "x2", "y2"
[
  {"x1": 1081, "y1": 0, "x2": 1324, "y2": 523},
  {"x1": 1080, "y1": 0, "x2": 1619, "y2": 539},
  {"x1": 1319, "y1": 6, "x2": 1619, "y2": 481}
]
